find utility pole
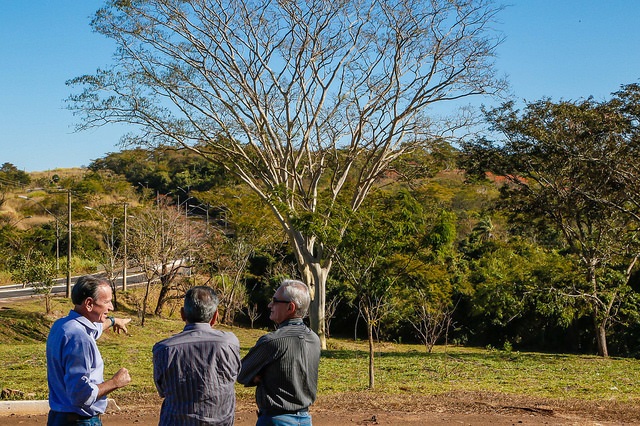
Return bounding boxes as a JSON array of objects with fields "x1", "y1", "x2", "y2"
[
  {"x1": 66, "y1": 190, "x2": 72, "y2": 298},
  {"x1": 123, "y1": 202, "x2": 128, "y2": 291}
]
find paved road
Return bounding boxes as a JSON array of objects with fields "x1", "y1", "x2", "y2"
[{"x1": 0, "y1": 271, "x2": 149, "y2": 299}]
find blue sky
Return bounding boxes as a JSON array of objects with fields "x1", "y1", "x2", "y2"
[{"x1": 1, "y1": 1, "x2": 639, "y2": 172}]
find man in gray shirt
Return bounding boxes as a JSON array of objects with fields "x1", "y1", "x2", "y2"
[
  {"x1": 153, "y1": 286, "x2": 241, "y2": 426},
  {"x1": 238, "y1": 279, "x2": 321, "y2": 426}
]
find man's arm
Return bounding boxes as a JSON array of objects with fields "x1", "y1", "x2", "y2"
[
  {"x1": 152, "y1": 344, "x2": 167, "y2": 398},
  {"x1": 63, "y1": 333, "x2": 129, "y2": 407},
  {"x1": 237, "y1": 336, "x2": 276, "y2": 386},
  {"x1": 96, "y1": 368, "x2": 131, "y2": 399},
  {"x1": 102, "y1": 317, "x2": 131, "y2": 334}
]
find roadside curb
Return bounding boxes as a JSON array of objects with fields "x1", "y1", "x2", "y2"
[
  {"x1": 0, "y1": 399, "x2": 120, "y2": 417},
  {"x1": 0, "y1": 400, "x2": 49, "y2": 416}
]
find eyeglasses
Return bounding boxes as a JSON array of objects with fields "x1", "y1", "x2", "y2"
[{"x1": 272, "y1": 296, "x2": 291, "y2": 304}]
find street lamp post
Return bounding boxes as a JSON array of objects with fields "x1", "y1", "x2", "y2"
[
  {"x1": 19, "y1": 191, "x2": 71, "y2": 297},
  {"x1": 187, "y1": 203, "x2": 210, "y2": 227},
  {"x1": 123, "y1": 202, "x2": 128, "y2": 291},
  {"x1": 66, "y1": 190, "x2": 71, "y2": 298},
  {"x1": 177, "y1": 186, "x2": 192, "y2": 219},
  {"x1": 85, "y1": 204, "x2": 129, "y2": 291},
  {"x1": 53, "y1": 220, "x2": 60, "y2": 271}
]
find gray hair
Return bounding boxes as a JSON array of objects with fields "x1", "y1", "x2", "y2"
[
  {"x1": 71, "y1": 275, "x2": 109, "y2": 305},
  {"x1": 280, "y1": 279, "x2": 311, "y2": 318},
  {"x1": 183, "y1": 286, "x2": 219, "y2": 323}
]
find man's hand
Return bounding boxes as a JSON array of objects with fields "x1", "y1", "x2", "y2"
[
  {"x1": 98, "y1": 367, "x2": 131, "y2": 398},
  {"x1": 112, "y1": 367, "x2": 131, "y2": 389},
  {"x1": 113, "y1": 318, "x2": 131, "y2": 334}
]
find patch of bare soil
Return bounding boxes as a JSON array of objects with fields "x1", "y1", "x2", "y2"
[{"x1": 2, "y1": 392, "x2": 639, "y2": 425}]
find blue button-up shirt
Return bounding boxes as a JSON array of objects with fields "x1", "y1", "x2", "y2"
[{"x1": 46, "y1": 310, "x2": 106, "y2": 416}]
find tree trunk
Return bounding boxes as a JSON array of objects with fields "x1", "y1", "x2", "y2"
[
  {"x1": 367, "y1": 316, "x2": 375, "y2": 390},
  {"x1": 290, "y1": 228, "x2": 330, "y2": 349},
  {"x1": 587, "y1": 268, "x2": 609, "y2": 358},
  {"x1": 155, "y1": 279, "x2": 171, "y2": 316},
  {"x1": 589, "y1": 267, "x2": 608, "y2": 357},
  {"x1": 112, "y1": 284, "x2": 119, "y2": 311},
  {"x1": 301, "y1": 261, "x2": 329, "y2": 350},
  {"x1": 225, "y1": 283, "x2": 238, "y2": 324},
  {"x1": 594, "y1": 314, "x2": 609, "y2": 357},
  {"x1": 141, "y1": 280, "x2": 151, "y2": 327}
]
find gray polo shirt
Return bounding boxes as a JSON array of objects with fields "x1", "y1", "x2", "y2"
[
  {"x1": 238, "y1": 318, "x2": 321, "y2": 413},
  {"x1": 153, "y1": 323, "x2": 241, "y2": 426}
]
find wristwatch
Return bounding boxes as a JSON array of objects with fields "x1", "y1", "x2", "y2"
[{"x1": 108, "y1": 316, "x2": 116, "y2": 328}]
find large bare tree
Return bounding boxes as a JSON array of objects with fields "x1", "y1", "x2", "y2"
[{"x1": 68, "y1": 0, "x2": 506, "y2": 347}]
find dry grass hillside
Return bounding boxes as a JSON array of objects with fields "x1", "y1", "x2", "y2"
[{"x1": 0, "y1": 168, "x2": 87, "y2": 229}]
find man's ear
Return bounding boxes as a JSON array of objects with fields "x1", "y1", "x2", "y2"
[
  {"x1": 180, "y1": 307, "x2": 186, "y2": 322},
  {"x1": 210, "y1": 310, "x2": 219, "y2": 326},
  {"x1": 85, "y1": 297, "x2": 95, "y2": 312}
]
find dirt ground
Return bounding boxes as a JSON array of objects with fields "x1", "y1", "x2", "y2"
[{"x1": 1, "y1": 391, "x2": 639, "y2": 426}]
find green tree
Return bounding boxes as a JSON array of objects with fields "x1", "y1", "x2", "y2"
[
  {"x1": 461, "y1": 89, "x2": 640, "y2": 356},
  {"x1": 336, "y1": 189, "x2": 428, "y2": 388},
  {"x1": 68, "y1": 0, "x2": 506, "y2": 348},
  {"x1": 401, "y1": 209, "x2": 460, "y2": 350},
  {"x1": 11, "y1": 251, "x2": 56, "y2": 314},
  {"x1": 336, "y1": 207, "x2": 396, "y2": 390},
  {"x1": 90, "y1": 146, "x2": 234, "y2": 198},
  {"x1": 0, "y1": 162, "x2": 31, "y2": 188}
]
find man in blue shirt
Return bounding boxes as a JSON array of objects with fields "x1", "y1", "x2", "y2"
[
  {"x1": 153, "y1": 286, "x2": 241, "y2": 425},
  {"x1": 46, "y1": 275, "x2": 131, "y2": 425},
  {"x1": 238, "y1": 279, "x2": 321, "y2": 426}
]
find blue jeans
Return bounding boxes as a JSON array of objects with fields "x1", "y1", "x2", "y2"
[
  {"x1": 47, "y1": 410, "x2": 102, "y2": 426},
  {"x1": 256, "y1": 411, "x2": 312, "y2": 426}
]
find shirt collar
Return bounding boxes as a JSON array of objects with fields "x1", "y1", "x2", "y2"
[
  {"x1": 183, "y1": 322, "x2": 212, "y2": 331},
  {"x1": 69, "y1": 309, "x2": 102, "y2": 338},
  {"x1": 277, "y1": 317, "x2": 304, "y2": 328}
]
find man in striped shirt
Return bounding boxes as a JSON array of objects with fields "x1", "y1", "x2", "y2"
[
  {"x1": 153, "y1": 286, "x2": 241, "y2": 426},
  {"x1": 238, "y1": 279, "x2": 321, "y2": 426}
]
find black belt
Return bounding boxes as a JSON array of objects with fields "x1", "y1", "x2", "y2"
[
  {"x1": 50, "y1": 410, "x2": 100, "y2": 421},
  {"x1": 260, "y1": 407, "x2": 309, "y2": 416}
]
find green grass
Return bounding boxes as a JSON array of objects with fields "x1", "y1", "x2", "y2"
[{"x1": 1, "y1": 294, "x2": 639, "y2": 405}]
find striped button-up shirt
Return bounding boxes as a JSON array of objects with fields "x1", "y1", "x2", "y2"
[
  {"x1": 153, "y1": 323, "x2": 241, "y2": 426},
  {"x1": 238, "y1": 318, "x2": 321, "y2": 413}
]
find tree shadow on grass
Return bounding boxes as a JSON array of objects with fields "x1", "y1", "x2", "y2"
[
  {"x1": 321, "y1": 349, "x2": 370, "y2": 359},
  {"x1": 322, "y1": 346, "x2": 574, "y2": 365},
  {"x1": 0, "y1": 306, "x2": 52, "y2": 343}
]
